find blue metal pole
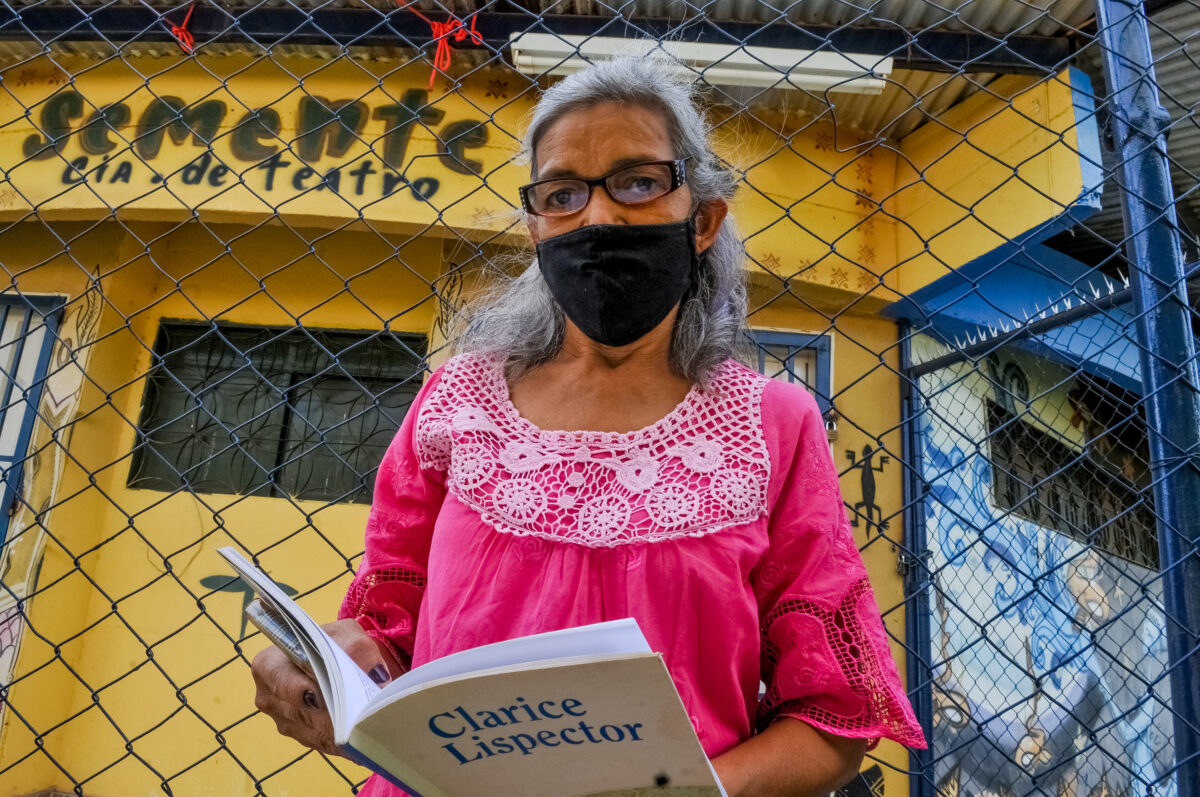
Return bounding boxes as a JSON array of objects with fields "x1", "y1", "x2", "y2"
[{"x1": 1095, "y1": 1, "x2": 1200, "y2": 793}]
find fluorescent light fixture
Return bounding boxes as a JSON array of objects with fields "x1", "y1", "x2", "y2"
[{"x1": 508, "y1": 34, "x2": 893, "y2": 95}]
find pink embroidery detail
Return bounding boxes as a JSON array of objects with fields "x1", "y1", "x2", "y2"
[
  {"x1": 449, "y1": 443, "x2": 492, "y2": 488},
  {"x1": 452, "y1": 405, "x2": 498, "y2": 434},
  {"x1": 669, "y1": 438, "x2": 725, "y2": 473},
  {"x1": 646, "y1": 482, "x2": 699, "y2": 528},
  {"x1": 579, "y1": 494, "x2": 631, "y2": 541},
  {"x1": 417, "y1": 419, "x2": 452, "y2": 467},
  {"x1": 712, "y1": 470, "x2": 761, "y2": 515},
  {"x1": 415, "y1": 354, "x2": 771, "y2": 547},
  {"x1": 832, "y1": 515, "x2": 865, "y2": 573},
  {"x1": 798, "y1": 434, "x2": 842, "y2": 499},
  {"x1": 492, "y1": 478, "x2": 544, "y2": 522},
  {"x1": 758, "y1": 578, "x2": 926, "y2": 748},
  {"x1": 512, "y1": 534, "x2": 548, "y2": 562},
  {"x1": 753, "y1": 560, "x2": 789, "y2": 592},
  {"x1": 608, "y1": 452, "x2": 658, "y2": 493},
  {"x1": 499, "y1": 440, "x2": 555, "y2": 473},
  {"x1": 338, "y1": 565, "x2": 426, "y2": 669}
]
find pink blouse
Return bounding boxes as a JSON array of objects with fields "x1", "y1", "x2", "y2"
[{"x1": 339, "y1": 353, "x2": 925, "y2": 796}]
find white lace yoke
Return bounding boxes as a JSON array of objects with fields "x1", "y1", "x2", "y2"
[{"x1": 415, "y1": 354, "x2": 773, "y2": 548}]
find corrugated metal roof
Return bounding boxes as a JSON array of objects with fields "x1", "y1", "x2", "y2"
[
  {"x1": 1152, "y1": 1, "x2": 1200, "y2": 252},
  {"x1": 2, "y1": 0, "x2": 1096, "y2": 36},
  {"x1": 1066, "y1": 2, "x2": 1200, "y2": 265},
  {"x1": 518, "y1": 0, "x2": 1094, "y2": 37}
]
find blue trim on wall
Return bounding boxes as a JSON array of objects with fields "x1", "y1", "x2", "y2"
[
  {"x1": 899, "y1": 323, "x2": 936, "y2": 797},
  {"x1": 1070, "y1": 67, "x2": 1105, "y2": 214}
]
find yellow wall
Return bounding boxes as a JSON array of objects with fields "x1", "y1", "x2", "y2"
[
  {"x1": 0, "y1": 48, "x2": 1101, "y2": 797},
  {"x1": 0, "y1": 218, "x2": 448, "y2": 795},
  {"x1": 890, "y1": 71, "x2": 1089, "y2": 296},
  {"x1": 708, "y1": 68, "x2": 1091, "y2": 317},
  {"x1": 721, "y1": 112, "x2": 901, "y2": 312}
]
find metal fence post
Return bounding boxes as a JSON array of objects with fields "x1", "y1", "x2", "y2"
[{"x1": 1095, "y1": 0, "x2": 1200, "y2": 791}]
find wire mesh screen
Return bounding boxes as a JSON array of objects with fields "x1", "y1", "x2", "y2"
[
  {"x1": 0, "y1": 0, "x2": 1195, "y2": 795},
  {"x1": 912, "y1": 340, "x2": 1173, "y2": 797}
]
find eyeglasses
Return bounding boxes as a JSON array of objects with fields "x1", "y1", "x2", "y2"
[{"x1": 519, "y1": 158, "x2": 690, "y2": 217}]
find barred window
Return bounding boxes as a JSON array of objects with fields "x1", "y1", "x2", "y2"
[
  {"x1": 987, "y1": 402, "x2": 1157, "y2": 568},
  {"x1": 128, "y1": 322, "x2": 427, "y2": 504},
  {"x1": 745, "y1": 331, "x2": 833, "y2": 414}
]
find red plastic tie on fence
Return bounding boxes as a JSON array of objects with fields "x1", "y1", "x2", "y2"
[
  {"x1": 399, "y1": 1, "x2": 482, "y2": 89},
  {"x1": 164, "y1": 2, "x2": 197, "y2": 54}
]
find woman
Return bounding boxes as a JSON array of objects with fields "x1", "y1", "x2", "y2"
[{"x1": 252, "y1": 57, "x2": 926, "y2": 796}]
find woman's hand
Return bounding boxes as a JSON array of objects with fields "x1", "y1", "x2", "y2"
[{"x1": 251, "y1": 618, "x2": 396, "y2": 756}]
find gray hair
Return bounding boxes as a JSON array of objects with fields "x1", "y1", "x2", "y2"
[{"x1": 454, "y1": 56, "x2": 747, "y2": 385}]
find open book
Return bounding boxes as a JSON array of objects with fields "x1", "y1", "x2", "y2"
[{"x1": 219, "y1": 547, "x2": 726, "y2": 797}]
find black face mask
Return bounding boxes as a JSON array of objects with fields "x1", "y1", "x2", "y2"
[{"x1": 536, "y1": 219, "x2": 699, "y2": 348}]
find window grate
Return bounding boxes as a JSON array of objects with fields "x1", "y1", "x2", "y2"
[
  {"x1": 128, "y1": 322, "x2": 427, "y2": 504},
  {"x1": 987, "y1": 401, "x2": 1158, "y2": 569}
]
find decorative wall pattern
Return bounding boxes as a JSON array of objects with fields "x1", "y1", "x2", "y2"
[{"x1": 919, "y1": 351, "x2": 1176, "y2": 797}]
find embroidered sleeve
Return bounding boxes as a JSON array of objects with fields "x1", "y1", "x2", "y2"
[
  {"x1": 754, "y1": 381, "x2": 926, "y2": 749},
  {"x1": 337, "y1": 368, "x2": 447, "y2": 671}
]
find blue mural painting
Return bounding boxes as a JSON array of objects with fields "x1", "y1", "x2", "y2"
[{"x1": 919, "y1": 356, "x2": 1175, "y2": 797}]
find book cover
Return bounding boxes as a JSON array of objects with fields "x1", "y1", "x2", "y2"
[{"x1": 218, "y1": 546, "x2": 725, "y2": 797}]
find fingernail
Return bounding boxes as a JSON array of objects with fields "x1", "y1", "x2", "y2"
[
  {"x1": 303, "y1": 689, "x2": 319, "y2": 709},
  {"x1": 368, "y1": 664, "x2": 390, "y2": 685}
]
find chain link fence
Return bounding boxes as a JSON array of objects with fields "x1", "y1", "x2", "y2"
[{"x1": 0, "y1": 0, "x2": 1196, "y2": 795}]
